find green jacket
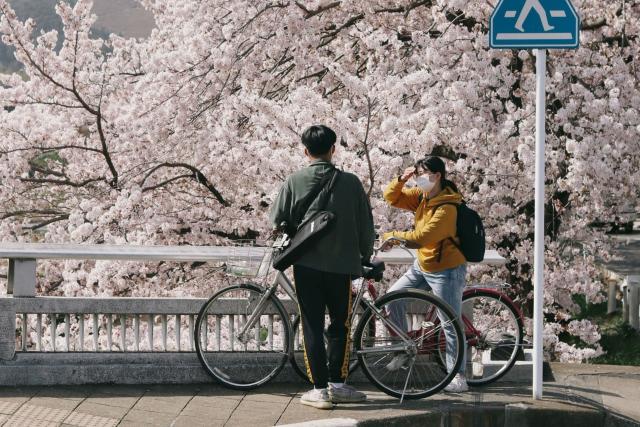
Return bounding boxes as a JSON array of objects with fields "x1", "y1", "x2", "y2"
[{"x1": 269, "y1": 159, "x2": 375, "y2": 276}]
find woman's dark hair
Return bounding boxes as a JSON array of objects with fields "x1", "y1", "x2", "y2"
[
  {"x1": 415, "y1": 156, "x2": 460, "y2": 193},
  {"x1": 301, "y1": 125, "x2": 336, "y2": 156}
]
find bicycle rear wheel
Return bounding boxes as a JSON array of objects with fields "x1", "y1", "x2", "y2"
[
  {"x1": 459, "y1": 290, "x2": 524, "y2": 386},
  {"x1": 354, "y1": 289, "x2": 464, "y2": 399},
  {"x1": 195, "y1": 283, "x2": 291, "y2": 390}
]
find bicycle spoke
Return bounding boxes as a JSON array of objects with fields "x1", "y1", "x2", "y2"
[{"x1": 195, "y1": 285, "x2": 290, "y2": 389}]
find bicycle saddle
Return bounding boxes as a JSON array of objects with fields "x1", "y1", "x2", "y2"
[{"x1": 362, "y1": 259, "x2": 385, "y2": 282}]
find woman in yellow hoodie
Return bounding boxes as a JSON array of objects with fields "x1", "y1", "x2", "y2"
[{"x1": 381, "y1": 156, "x2": 468, "y2": 393}]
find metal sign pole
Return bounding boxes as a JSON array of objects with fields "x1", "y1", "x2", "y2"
[{"x1": 533, "y1": 47, "x2": 546, "y2": 400}]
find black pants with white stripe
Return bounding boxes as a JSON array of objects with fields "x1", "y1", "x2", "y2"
[{"x1": 293, "y1": 264, "x2": 352, "y2": 388}]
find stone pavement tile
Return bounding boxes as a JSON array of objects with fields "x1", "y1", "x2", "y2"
[
  {"x1": 84, "y1": 393, "x2": 140, "y2": 409},
  {"x1": 117, "y1": 422, "x2": 156, "y2": 427},
  {"x1": 276, "y1": 402, "x2": 340, "y2": 426},
  {"x1": 227, "y1": 400, "x2": 287, "y2": 426},
  {"x1": 3, "y1": 415, "x2": 60, "y2": 427},
  {"x1": 0, "y1": 414, "x2": 8, "y2": 424},
  {"x1": 188, "y1": 395, "x2": 242, "y2": 409},
  {"x1": 120, "y1": 409, "x2": 175, "y2": 427},
  {"x1": 132, "y1": 396, "x2": 191, "y2": 414},
  {"x1": 35, "y1": 386, "x2": 94, "y2": 401},
  {"x1": 225, "y1": 399, "x2": 290, "y2": 426},
  {"x1": 62, "y1": 411, "x2": 118, "y2": 427},
  {"x1": 0, "y1": 395, "x2": 33, "y2": 406},
  {"x1": 195, "y1": 384, "x2": 246, "y2": 400},
  {"x1": 171, "y1": 415, "x2": 226, "y2": 427},
  {"x1": 179, "y1": 398, "x2": 238, "y2": 420},
  {"x1": 139, "y1": 393, "x2": 193, "y2": 406},
  {"x1": 0, "y1": 400, "x2": 21, "y2": 415},
  {"x1": 73, "y1": 401, "x2": 130, "y2": 419},
  {"x1": 243, "y1": 384, "x2": 298, "y2": 404},
  {"x1": 27, "y1": 396, "x2": 82, "y2": 411},
  {"x1": 142, "y1": 384, "x2": 200, "y2": 399},
  {"x1": 13, "y1": 403, "x2": 71, "y2": 423}
]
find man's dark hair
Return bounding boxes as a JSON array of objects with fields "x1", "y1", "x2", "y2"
[{"x1": 301, "y1": 125, "x2": 336, "y2": 156}]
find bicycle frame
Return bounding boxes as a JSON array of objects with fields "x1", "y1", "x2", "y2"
[
  {"x1": 236, "y1": 269, "x2": 297, "y2": 344},
  {"x1": 351, "y1": 276, "x2": 418, "y2": 355}
]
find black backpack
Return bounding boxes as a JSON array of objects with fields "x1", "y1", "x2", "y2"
[{"x1": 429, "y1": 201, "x2": 486, "y2": 263}]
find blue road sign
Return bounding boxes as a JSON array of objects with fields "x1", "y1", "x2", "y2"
[{"x1": 490, "y1": 0, "x2": 580, "y2": 49}]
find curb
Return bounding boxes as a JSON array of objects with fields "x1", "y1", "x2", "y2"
[{"x1": 278, "y1": 403, "x2": 633, "y2": 427}]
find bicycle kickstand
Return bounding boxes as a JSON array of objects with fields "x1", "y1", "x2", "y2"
[{"x1": 399, "y1": 356, "x2": 416, "y2": 404}]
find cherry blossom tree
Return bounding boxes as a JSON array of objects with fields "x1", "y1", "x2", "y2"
[{"x1": 1, "y1": 0, "x2": 638, "y2": 360}]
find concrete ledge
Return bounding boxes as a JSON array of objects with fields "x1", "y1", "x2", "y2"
[
  {"x1": 0, "y1": 351, "x2": 539, "y2": 386},
  {"x1": 0, "y1": 352, "x2": 373, "y2": 386}
]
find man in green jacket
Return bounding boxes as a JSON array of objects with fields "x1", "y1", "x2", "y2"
[{"x1": 270, "y1": 125, "x2": 375, "y2": 409}]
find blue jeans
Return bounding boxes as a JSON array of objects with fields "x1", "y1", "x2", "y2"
[{"x1": 387, "y1": 260, "x2": 467, "y2": 374}]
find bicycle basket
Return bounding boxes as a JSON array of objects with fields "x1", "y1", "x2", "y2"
[{"x1": 221, "y1": 241, "x2": 272, "y2": 278}]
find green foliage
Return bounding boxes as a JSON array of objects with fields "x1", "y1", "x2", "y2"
[
  {"x1": 30, "y1": 151, "x2": 67, "y2": 171},
  {"x1": 575, "y1": 296, "x2": 640, "y2": 365},
  {"x1": 592, "y1": 316, "x2": 640, "y2": 365}
]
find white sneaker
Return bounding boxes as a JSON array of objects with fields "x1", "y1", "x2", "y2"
[
  {"x1": 328, "y1": 383, "x2": 367, "y2": 403},
  {"x1": 385, "y1": 353, "x2": 410, "y2": 371},
  {"x1": 300, "y1": 388, "x2": 334, "y2": 409},
  {"x1": 444, "y1": 374, "x2": 469, "y2": 393}
]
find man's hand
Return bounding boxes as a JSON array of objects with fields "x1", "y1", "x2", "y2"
[{"x1": 399, "y1": 167, "x2": 415, "y2": 182}]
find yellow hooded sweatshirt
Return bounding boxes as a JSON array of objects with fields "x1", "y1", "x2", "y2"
[{"x1": 383, "y1": 177, "x2": 466, "y2": 273}]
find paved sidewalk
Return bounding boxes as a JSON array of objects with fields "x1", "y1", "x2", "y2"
[{"x1": 0, "y1": 364, "x2": 637, "y2": 426}]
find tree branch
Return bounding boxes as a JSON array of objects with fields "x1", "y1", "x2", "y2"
[
  {"x1": 18, "y1": 177, "x2": 107, "y2": 187},
  {"x1": 296, "y1": 1, "x2": 341, "y2": 19},
  {"x1": 140, "y1": 163, "x2": 230, "y2": 207},
  {"x1": 374, "y1": 0, "x2": 432, "y2": 16}
]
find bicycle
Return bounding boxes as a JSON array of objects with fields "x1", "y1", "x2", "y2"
[
  {"x1": 194, "y1": 238, "x2": 466, "y2": 401},
  {"x1": 347, "y1": 241, "x2": 525, "y2": 387}
]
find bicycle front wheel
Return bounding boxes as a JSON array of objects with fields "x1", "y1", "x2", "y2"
[
  {"x1": 195, "y1": 283, "x2": 291, "y2": 390},
  {"x1": 354, "y1": 289, "x2": 464, "y2": 399}
]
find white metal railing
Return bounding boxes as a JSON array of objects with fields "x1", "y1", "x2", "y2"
[
  {"x1": 11, "y1": 297, "x2": 300, "y2": 353},
  {"x1": 0, "y1": 243, "x2": 507, "y2": 359}
]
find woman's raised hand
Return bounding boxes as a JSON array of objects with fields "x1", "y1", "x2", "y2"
[{"x1": 400, "y1": 166, "x2": 415, "y2": 182}]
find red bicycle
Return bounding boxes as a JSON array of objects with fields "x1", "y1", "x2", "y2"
[{"x1": 291, "y1": 242, "x2": 525, "y2": 387}]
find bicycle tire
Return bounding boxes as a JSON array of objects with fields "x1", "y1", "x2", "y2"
[
  {"x1": 354, "y1": 289, "x2": 464, "y2": 399},
  {"x1": 459, "y1": 289, "x2": 525, "y2": 386},
  {"x1": 195, "y1": 283, "x2": 292, "y2": 390},
  {"x1": 289, "y1": 299, "x2": 374, "y2": 383}
]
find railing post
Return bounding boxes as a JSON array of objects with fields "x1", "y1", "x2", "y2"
[
  {"x1": 7, "y1": 259, "x2": 37, "y2": 297},
  {"x1": 628, "y1": 276, "x2": 640, "y2": 331},
  {"x1": 0, "y1": 299, "x2": 16, "y2": 360}
]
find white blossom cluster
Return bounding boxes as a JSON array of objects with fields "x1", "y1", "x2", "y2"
[{"x1": 1, "y1": 0, "x2": 639, "y2": 360}]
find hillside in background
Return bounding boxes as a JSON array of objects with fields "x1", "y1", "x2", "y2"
[
  {"x1": 92, "y1": 0, "x2": 154, "y2": 39},
  {"x1": 0, "y1": 0, "x2": 154, "y2": 73}
]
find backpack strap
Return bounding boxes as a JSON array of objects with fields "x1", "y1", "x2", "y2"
[
  {"x1": 290, "y1": 167, "x2": 337, "y2": 234},
  {"x1": 430, "y1": 202, "x2": 463, "y2": 263}
]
